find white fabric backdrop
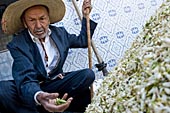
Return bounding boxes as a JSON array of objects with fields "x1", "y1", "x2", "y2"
[{"x1": 0, "y1": 0, "x2": 164, "y2": 80}]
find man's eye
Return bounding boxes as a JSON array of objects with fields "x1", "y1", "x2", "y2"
[
  {"x1": 29, "y1": 19, "x2": 35, "y2": 22},
  {"x1": 40, "y1": 17, "x2": 45, "y2": 20}
]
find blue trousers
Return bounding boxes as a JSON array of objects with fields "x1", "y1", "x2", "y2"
[{"x1": 0, "y1": 69, "x2": 95, "y2": 113}]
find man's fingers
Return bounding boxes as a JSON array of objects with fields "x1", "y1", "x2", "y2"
[
  {"x1": 67, "y1": 97, "x2": 73, "y2": 104},
  {"x1": 45, "y1": 93, "x2": 59, "y2": 99},
  {"x1": 40, "y1": 93, "x2": 73, "y2": 112},
  {"x1": 56, "y1": 97, "x2": 73, "y2": 112},
  {"x1": 62, "y1": 93, "x2": 68, "y2": 100},
  {"x1": 83, "y1": 0, "x2": 91, "y2": 4},
  {"x1": 82, "y1": 0, "x2": 92, "y2": 16},
  {"x1": 45, "y1": 97, "x2": 73, "y2": 112}
]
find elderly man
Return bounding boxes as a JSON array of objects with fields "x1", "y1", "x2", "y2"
[{"x1": 0, "y1": 0, "x2": 97, "y2": 113}]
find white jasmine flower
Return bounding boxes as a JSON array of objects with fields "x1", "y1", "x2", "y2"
[{"x1": 85, "y1": 0, "x2": 170, "y2": 113}]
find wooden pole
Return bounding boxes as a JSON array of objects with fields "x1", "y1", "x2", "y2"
[
  {"x1": 71, "y1": 0, "x2": 82, "y2": 20},
  {"x1": 72, "y1": 0, "x2": 94, "y2": 98},
  {"x1": 86, "y1": 8, "x2": 94, "y2": 98},
  {"x1": 71, "y1": 0, "x2": 109, "y2": 76},
  {"x1": 86, "y1": 10, "x2": 92, "y2": 69}
]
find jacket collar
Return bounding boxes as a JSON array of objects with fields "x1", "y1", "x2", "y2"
[{"x1": 24, "y1": 30, "x2": 48, "y2": 77}]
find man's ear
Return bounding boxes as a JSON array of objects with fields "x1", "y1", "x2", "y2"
[
  {"x1": 47, "y1": 14, "x2": 50, "y2": 24},
  {"x1": 22, "y1": 18, "x2": 27, "y2": 28},
  {"x1": 23, "y1": 21, "x2": 27, "y2": 28},
  {"x1": 48, "y1": 18, "x2": 50, "y2": 24}
]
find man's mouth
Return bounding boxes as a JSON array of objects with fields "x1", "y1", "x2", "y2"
[
  {"x1": 35, "y1": 30, "x2": 44, "y2": 35},
  {"x1": 34, "y1": 28, "x2": 45, "y2": 35}
]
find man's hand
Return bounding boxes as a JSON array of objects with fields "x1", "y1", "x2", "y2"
[
  {"x1": 82, "y1": 0, "x2": 92, "y2": 17},
  {"x1": 36, "y1": 92, "x2": 73, "y2": 112}
]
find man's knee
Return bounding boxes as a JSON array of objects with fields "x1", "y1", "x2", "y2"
[
  {"x1": 84, "y1": 68, "x2": 95, "y2": 81},
  {"x1": 0, "y1": 81, "x2": 10, "y2": 98},
  {"x1": 0, "y1": 81, "x2": 14, "y2": 111},
  {"x1": 0, "y1": 80, "x2": 17, "y2": 103},
  {"x1": 0, "y1": 81, "x2": 24, "y2": 112},
  {"x1": 80, "y1": 69, "x2": 95, "y2": 87}
]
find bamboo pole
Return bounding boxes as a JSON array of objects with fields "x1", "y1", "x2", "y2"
[
  {"x1": 72, "y1": 0, "x2": 82, "y2": 20},
  {"x1": 86, "y1": 10, "x2": 92, "y2": 69},
  {"x1": 71, "y1": 0, "x2": 94, "y2": 98},
  {"x1": 86, "y1": 8, "x2": 94, "y2": 98},
  {"x1": 71, "y1": 0, "x2": 109, "y2": 76}
]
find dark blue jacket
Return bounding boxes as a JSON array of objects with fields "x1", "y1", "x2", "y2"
[{"x1": 7, "y1": 18, "x2": 97, "y2": 109}]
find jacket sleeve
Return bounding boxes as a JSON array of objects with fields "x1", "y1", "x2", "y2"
[
  {"x1": 63, "y1": 17, "x2": 97, "y2": 48},
  {"x1": 7, "y1": 40, "x2": 42, "y2": 110}
]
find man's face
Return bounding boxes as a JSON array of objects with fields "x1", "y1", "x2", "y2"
[{"x1": 23, "y1": 6, "x2": 50, "y2": 39}]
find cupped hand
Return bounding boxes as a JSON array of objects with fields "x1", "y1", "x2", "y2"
[{"x1": 37, "y1": 92, "x2": 73, "y2": 112}]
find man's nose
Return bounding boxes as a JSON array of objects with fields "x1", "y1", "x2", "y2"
[{"x1": 35, "y1": 20, "x2": 41, "y2": 28}]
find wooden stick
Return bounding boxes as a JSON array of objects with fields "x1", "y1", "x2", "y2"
[
  {"x1": 86, "y1": 8, "x2": 94, "y2": 98},
  {"x1": 86, "y1": 9, "x2": 92, "y2": 69},
  {"x1": 71, "y1": 0, "x2": 82, "y2": 20},
  {"x1": 72, "y1": 0, "x2": 94, "y2": 98},
  {"x1": 85, "y1": 7, "x2": 94, "y2": 98},
  {"x1": 72, "y1": 0, "x2": 109, "y2": 76}
]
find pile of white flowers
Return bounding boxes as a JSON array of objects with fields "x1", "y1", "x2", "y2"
[{"x1": 86, "y1": 0, "x2": 170, "y2": 113}]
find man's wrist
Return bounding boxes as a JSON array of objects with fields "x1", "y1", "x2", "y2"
[{"x1": 34, "y1": 91, "x2": 44, "y2": 105}]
